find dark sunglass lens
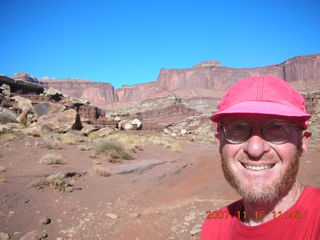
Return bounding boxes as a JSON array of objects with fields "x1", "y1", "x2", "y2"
[
  {"x1": 224, "y1": 120, "x2": 251, "y2": 143},
  {"x1": 262, "y1": 119, "x2": 291, "y2": 144}
]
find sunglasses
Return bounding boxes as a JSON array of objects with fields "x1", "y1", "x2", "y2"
[{"x1": 220, "y1": 118, "x2": 300, "y2": 144}]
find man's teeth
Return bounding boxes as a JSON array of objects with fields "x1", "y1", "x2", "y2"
[{"x1": 243, "y1": 164, "x2": 273, "y2": 171}]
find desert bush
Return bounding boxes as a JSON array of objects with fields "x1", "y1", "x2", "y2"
[
  {"x1": 91, "y1": 140, "x2": 133, "y2": 161},
  {"x1": 94, "y1": 166, "x2": 112, "y2": 177},
  {"x1": 39, "y1": 154, "x2": 64, "y2": 165},
  {"x1": 105, "y1": 132, "x2": 184, "y2": 153},
  {"x1": 31, "y1": 173, "x2": 73, "y2": 192},
  {"x1": 59, "y1": 132, "x2": 81, "y2": 145},
  {"x1": 41, "y1": 140, "x2": 63, "y2": 150}
]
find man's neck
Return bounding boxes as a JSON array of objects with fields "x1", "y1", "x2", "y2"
[{"x1": 242, "y1": 181, "x2": 304, "y2": 226}]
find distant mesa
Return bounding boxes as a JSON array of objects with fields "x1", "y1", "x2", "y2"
[
  {"x1": 192, "y1": 60, "x2": 221, "y2": 68},
  {"x1": 6, "y1": 53, "x2": 320, "y2": 112},
  {"x1": 13, "y1": 72, "x2": 41, "y2": 84}
]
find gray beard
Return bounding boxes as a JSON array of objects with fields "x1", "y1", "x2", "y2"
[{"x1": 221, "y1": 153, "x2": 300, "y2": 203}]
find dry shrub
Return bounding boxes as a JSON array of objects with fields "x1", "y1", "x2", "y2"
[
  {"x1": 0, "y1": 131, "x2": 25, "y2": 141},
  {"x1": 106, "y1": 132, "x2": 183, "y2": 153},
  {"x1": 41, "y1": 140, "x2": 63, "y2": 150},
  {"x1": 91, "y1": 140, "x2": 133, "y2": 162},
  {"x1": 31, "y1": 173, "x2": 73, "y2": 192},
  {"x1": 169, "y1": 143, "x2": 183, "y2": 153},
  {"x1": 60, "y1": 133, "x2": 80, "y2": 145},
  {"x1": 39, "y1": 154, "x2": 64, "y2": 165},
  {"x1": 94, "y1": 166, "x2": 112, "y2": 177}
]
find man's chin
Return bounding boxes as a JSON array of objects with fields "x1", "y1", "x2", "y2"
[
  {"x1": 221, "y1": 154, "x2": 300, "y2": 203},
  {"x1": 234, "y1": 182, "x2": 279, "y2": 202}
]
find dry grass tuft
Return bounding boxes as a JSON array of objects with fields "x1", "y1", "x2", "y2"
[
  {"x1": 39, "y1": 154, "x2": 64, "y2": 165},
  {"x1": 91, "y1": 140, "x2": 133, "y2": 162},
  {"x1": 41, "y1": 140, "x2": 63, "y2": 150},
  {"x1": 169, "y1": 143, "x2": 183, "y2": 153},
  {"x1": 106, "y1": 132, "x2": 183, "y2": 153},
  {"x1": 0, "y1": 131, "x2": 25, "y2": 141},
  {"x1": 31, "y1": 173, "x2": 73, "y2": 192},
  {"x1": 94, "y1": 166, "x2": 112, "y2": 177}
]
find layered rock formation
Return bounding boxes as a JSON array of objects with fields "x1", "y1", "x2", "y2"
[
  {"x1": 111, "y1": 54, "x2": 320, "y2": 111},
  {"x1": 8, "y1": 53, "x2": 320, "y2": 114},
  {"x1": 12, "y1": 74, "x2": 118, "y2": 106}
]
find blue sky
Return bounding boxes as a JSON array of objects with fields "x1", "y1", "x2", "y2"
[{"x1": 1, "y1": 0, "x2": 319, "y2": 88}]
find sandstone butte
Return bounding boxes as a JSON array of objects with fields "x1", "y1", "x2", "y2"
[{"x1": 11, "y1": 53, "x2": 320, "y2": 111}]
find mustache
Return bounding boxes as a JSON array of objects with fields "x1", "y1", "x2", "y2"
[{"x1": 236, "y1": 153, "x2": 276, "y2": 163}]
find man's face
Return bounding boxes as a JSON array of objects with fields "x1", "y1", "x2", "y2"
[{"x1": 216, "y1": 116, "x2": 311, "y2": 202}]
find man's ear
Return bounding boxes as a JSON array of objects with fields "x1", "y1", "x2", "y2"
[{"x1": 300, "y1": 130, "x2": 312, "y2": 156}]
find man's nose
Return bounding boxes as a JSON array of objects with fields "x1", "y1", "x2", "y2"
[{"x1": 243, "y1": 135, "x2": 271, "y2": 159}]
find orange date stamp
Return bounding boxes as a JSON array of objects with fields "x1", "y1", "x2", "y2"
[{"x1": 206, "y1": 210, "x2": 301, "y2": 220}]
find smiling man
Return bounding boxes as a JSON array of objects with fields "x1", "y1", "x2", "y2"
[{"x1": 201, "y1": 76, "x2": 320, "y2": 240}]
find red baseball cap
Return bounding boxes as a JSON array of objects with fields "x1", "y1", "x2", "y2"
[{"x1": 210, "y1": 76, "x2": 311, "y2": 129}]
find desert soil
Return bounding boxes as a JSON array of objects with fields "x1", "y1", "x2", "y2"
[{"x1": 0, "y1": 136, "x2": 319, "y2": 240}]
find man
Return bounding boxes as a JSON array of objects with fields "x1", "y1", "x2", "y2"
[{"x1": 201, "y1": 75, "x2": 320, "y2": 240}]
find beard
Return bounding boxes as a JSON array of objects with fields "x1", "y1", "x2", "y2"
[{"x1": 221, "y1": 152, "x2": 301, "y2": 203}]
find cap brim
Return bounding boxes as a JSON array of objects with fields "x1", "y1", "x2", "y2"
[{"x1": 211, "y1": 101, "x2": 311, "y2": 122}]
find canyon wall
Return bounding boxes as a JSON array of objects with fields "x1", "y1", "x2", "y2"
[{"x1": 10, "y1": 53, "x2": 320, "y2": 111}]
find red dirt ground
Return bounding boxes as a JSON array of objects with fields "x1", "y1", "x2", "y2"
[{"x1": 0, "y1": 136, "x2": 319, "y2": 240}]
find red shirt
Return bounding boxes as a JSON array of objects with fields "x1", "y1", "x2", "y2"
[{"x1": 201, "y1": 186, "x2": 320, "y2": 240}]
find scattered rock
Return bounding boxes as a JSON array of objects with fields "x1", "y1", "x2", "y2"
[
  {"x1": 184, "y1": 212, "x2": 196, "y2": 222},
  {"x1": 39, "y1": 217, "x2": 51, "y2": 225},
  {"x1": 105, "y1": 213, "x2": 119, "y2": 220},
  {"x1": 19, "y1": 230, "x2": 47, "y2": 240},
  {"x1": 190, "y1": 223, "x2": 202, "y2": 236},
  {"x1": 129, "y1": 213, "x2": 141, "y2": 218},
  {"x1": 0, "y1": 232, "x2": 10, "y2": 240}
]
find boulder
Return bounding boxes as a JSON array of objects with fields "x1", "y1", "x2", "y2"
[
  {"x1": 22, "y1": 126, "x2": 41, "y2": 137},
  {"x1": 131, "y1": 119, "x2": 142, "y2": 130},
  {"x1": 0, "y1": 125, "x2": 10, "y2": 134},
  {"x1": 33, "y1": 105, "x2": 81, "y2": 133},
  {"x1": 0, "y1": 84, "x2": 11, "y2": 96},
  {"x1": 0, "y1": 107, "x2": 18, "y2": 124},
  {"x1": 44, "y1": 87, "x2": 63, "y2": 101},
  {"x1": 95, "y1": 127, "x2": 113, "y2": 137},
  {"x1": 80, "y1": 124, "x2": 99, "y2": 135},
  {"x1": 11, "y1": 95, "x2": 33, "y2": 110}
]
